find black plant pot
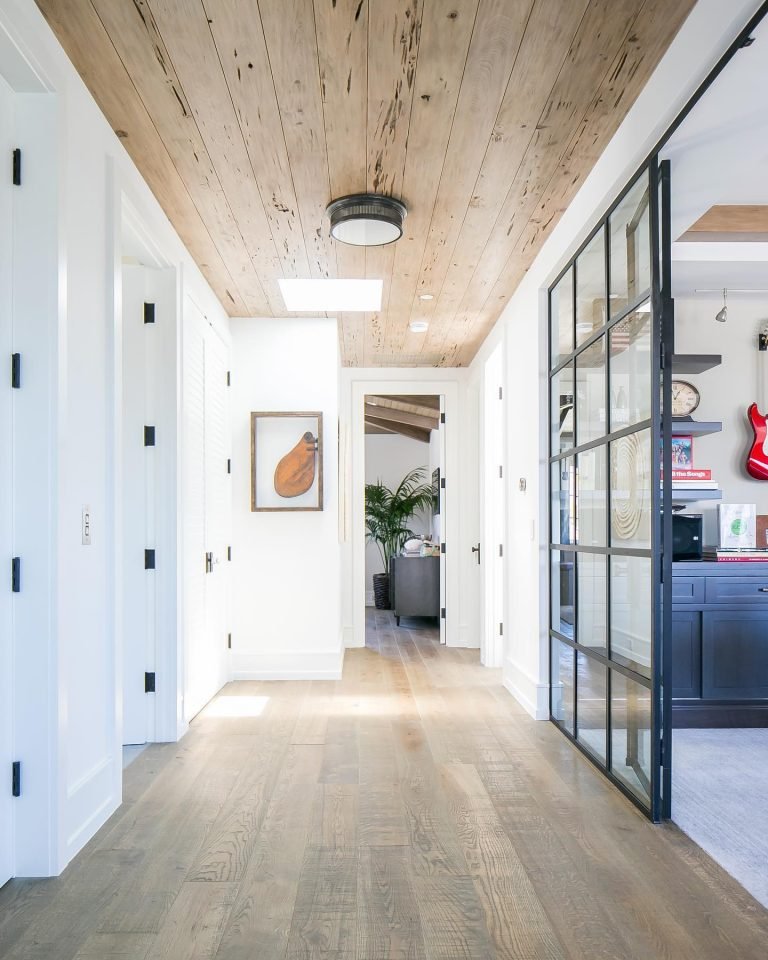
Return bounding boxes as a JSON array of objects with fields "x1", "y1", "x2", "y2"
[{"x1": 372, "y1": 572, "x2": 391, "y2": 610}]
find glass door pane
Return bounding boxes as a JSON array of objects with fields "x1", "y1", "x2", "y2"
[{"x1": 548, "y1": 158, "x2": 671, "y2": 820}]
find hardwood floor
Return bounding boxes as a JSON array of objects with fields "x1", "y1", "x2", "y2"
[{"x1": 2, "y1": 610, "x2": 767, "y2": 959}]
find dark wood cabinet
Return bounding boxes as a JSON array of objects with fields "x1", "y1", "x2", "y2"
[
  {"x1": 672, "y1": 562, "x2": 768, "y2": 726},
  {"x1": 390, "y1": 556, "x2": 440, "y2": 625},
  {"x1": 671, "y1": 610, "x2": 701, "y2": 699}
]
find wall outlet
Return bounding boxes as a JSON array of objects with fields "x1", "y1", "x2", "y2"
[{"x1": 82, "y1": 506, "x2": 91, "y2": 545}]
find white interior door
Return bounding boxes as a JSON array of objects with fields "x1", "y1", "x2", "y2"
[
  {"x1": 121, "y1": 265, "x2": 151, "y2": 745},
  {"x1": 203, "y1": 330, "x2": 230, "y2": 679},
  {"x1": 182, "y1": 298, "x2": 230, "y2": 722},
  {"x1": 0, "y1": 73, "x2": 14, "y2": 888},
  {"x1": 483, "y1": 346, "x2": 505, "y2": 667},
  {"x1": 439, "y1": 395, "x2": 447, "y2": 645}
]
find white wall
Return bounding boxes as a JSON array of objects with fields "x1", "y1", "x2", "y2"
[
  {"x1": 0, "y1": 0, "x2": 229, "y2": 876},
  {"x1": 466, "y1": 0, "x2": 765, "y2": 719},
  {"x1": 675, "y1": 296, "x2": 768, "y2": 544},
  {"x1": 364, "y1": 433, "x2": 432, "y2": 602},
  {"x1": 229, "y1": 317, "x2": 342, "y2": 679}
]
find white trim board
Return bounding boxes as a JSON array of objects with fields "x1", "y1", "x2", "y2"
[{"x1": 231, "y1": 647, "x2": 345, "y2": 681}]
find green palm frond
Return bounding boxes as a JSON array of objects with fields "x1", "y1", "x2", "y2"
[{"x1": 365, "y1": 467, "x2": 433, "y2": 569}]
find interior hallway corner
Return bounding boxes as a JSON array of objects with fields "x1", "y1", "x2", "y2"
[{"x1": 0, "y1": 612, "x2": 766, "y2": 960}]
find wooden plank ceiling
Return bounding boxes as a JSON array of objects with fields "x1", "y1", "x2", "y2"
[
  {"x1": 36, "y1": 0, "x2": 695, "y2": 366},
  {"x1": 364, "y1": 394, "x2": 440, "y2": 442}
]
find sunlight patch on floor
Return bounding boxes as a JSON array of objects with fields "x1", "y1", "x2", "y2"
[{"x1": 202, "y1": 695, "x2": 270, "y2": 718}]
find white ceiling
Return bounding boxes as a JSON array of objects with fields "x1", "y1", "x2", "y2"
[{"x1": 664, "y1": 15, "x2": 768, "y2": 299}]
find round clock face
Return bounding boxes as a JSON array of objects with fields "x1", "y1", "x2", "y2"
[{"x1": 671, "y1": 380, "x2": 700, "y2": 417}]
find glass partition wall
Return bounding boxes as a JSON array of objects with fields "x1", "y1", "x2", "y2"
[{"x1": 549, "y1": 165, "x2": 672, "y2": 819}]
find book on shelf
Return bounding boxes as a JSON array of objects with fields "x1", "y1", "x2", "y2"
[
  {"x1": 671, "y1": 480, "x2": 719, "y2": 489},
  {"x1": 670, "y1": 469, "x2": 712, "y2": 480},
  {"x1": 703, "y1": 548, "x2": 768, "y2": 562}
]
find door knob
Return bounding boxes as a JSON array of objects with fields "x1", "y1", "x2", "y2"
[{"x1": 472, "y1": 543, "x2": 481, "y2": 565}]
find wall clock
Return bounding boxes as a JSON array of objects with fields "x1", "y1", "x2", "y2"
[{"x1": 671, "y1": 380, "x2": 700, "y2": 418}]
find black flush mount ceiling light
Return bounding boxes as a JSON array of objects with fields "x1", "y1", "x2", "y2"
[{"x1": 326, "y1": 193, "x2": 407, "y2": 246}]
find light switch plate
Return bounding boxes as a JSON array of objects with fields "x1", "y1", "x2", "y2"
[{"x1": 82, "y1": 506, "x2": 91, "y2": 545}]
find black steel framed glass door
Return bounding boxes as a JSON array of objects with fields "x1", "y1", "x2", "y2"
[{"x1": 548, "y1": 159, "x2": 673, "y2": 820}]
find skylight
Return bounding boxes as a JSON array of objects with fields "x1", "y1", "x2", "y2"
[{"x1": 278, "y1": 278, "x2": 382, "y2": 312}]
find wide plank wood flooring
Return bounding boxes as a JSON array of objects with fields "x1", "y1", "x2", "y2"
[{"x1": 2, "y1": 610, "x2": 768, "y2": 959}]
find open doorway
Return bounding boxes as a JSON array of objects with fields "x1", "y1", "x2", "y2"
[
  {"x1": 364, "y1": 394, "x2": 446, "y2": 645},
  {"x1": 659, "y1": 11, "x2": 768, "y2": 908}
]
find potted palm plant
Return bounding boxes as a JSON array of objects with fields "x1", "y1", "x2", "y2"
[{"x1": 365, "y1": 467, "x2": 434, "y2": 609}]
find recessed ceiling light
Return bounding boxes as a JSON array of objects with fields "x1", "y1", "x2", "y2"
[
  {"x1": 278, "y1": 278, "x2": 382, "y2": 312},
  {"x1": 419, "y1": 293, "x2": 434, "y2": 301},
  {"x1": 326, "y1": 194, "x2": 407, "y2": 247},
  {"x1": 409, "y1": 320, "x2": 429, "y2": 333}
]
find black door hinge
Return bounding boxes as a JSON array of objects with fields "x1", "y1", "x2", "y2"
[
  {"x1": 498, "y1": 386, "x2": 503, "y2": 400},
  {"x1": 226, "y1": 370, "x2": 231, "y2": 386},
  {"x1": 441, "y1": 607, "x2": 446, "y2": 619},
  {"x1": 440, "y1": 412, "x2": 445, "y2": 424},
  {"x1": 660, "y1": 341, "x2": 666, "y2": 370},
  {"x1": 227, "y1": 632, "x2": 232, "y2": 649},
  {"x1": 227, "y1": 546, "x2": 232, "y2": 561},
  {"x1": 11, "y1": 353, "x2": 21, "y2": 388},
  {"x1": 144, "y1": 425, "x2": 156, "y2": 447},
  {"x1": 144, "y1": 672, "x2": 156, "y2": 693},
  {"x1": 143, "y1": 302, "x2": 155, "y2": 325},
  {"x1": 227, "y1": 458, "x2": 231, "y2": 474},
  {"x1": 499, "y1": 465, "x2": 503, "y2": 479},
  {"x1": 499, "y1": 543, "x2": 503, "y2": 558},
  {"x1": 12, "y1": 149, "x2": 21, "y2": 186},
  {"x1": 144, "y1": 549, "x2": 156, "y2": 570},
  {"x1": 499, "y1": 622, "x2": 503, "y2": 636},
  {"x1": 440, "y1": 477, "x2": 446, "y2": 489},
  {"x1": 440, "y1": 542, "x2": 446, "y2": 555},
  {"x1": 11, "y1": 557, "x2": 20, "y2": 593},
  {"x1": 11, "y1": 761, "x2": 21, "y2": 797}
]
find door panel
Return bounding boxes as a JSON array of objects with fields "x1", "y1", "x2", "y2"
[
  {"x1": 182, "y1": 299, "x2": 230, "y2": 722},
  {"x1": 121, "y1": 265, "x2": 150, "y2": 745},
  {"x1": 548, "y1": 161, "x2": 672, "y2": 819},
  {"x1": 0, "y1": 74, "x2": 14, "y2": 887}
]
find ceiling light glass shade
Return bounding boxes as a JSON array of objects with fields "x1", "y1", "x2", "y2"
[
  {"x1": 327, "y1": 194, "x2": 407, "y2": 247},
  {"x1": 409, "y1": 320, "x2": 429, "y2": 333},
  {"x1": 278, "y1": 278, "x2": 382, "y2": 312}
]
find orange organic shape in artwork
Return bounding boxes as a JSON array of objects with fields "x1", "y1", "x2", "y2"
[{"x1": 274, "y1": 432, "x2": 317, "y2": 497}]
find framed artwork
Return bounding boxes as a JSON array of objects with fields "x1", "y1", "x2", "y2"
[
  {"x1": 670, "y1": 435, "x2": 693, "y2": 469},
  {"x1": 250, "y1": 411, "x2": 323, "y2": 512}
]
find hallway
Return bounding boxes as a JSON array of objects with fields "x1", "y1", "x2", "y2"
[{"x1": 1, "y1": 613, "x2": 766, "y2": 960}]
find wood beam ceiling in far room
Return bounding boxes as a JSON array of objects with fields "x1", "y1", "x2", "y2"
[{"x1": 36, "y1": 0, "x2": 696, "y2": 366}]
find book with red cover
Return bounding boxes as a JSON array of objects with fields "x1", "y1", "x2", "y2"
[{"x1": 670, "y1": 469, "x2": 712, "y2": 480}]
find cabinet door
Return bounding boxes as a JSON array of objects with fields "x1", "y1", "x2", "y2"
[
  {"x1": 702, "y1": 611, "x2": 768, "y2": 699},
  {"x1": 671, "y1": 611, "x2": 701, "y2": 699}
]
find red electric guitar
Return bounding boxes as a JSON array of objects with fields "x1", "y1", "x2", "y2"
[{"x1": 746, "y1": 403, "x2": 768, "y2": 480}]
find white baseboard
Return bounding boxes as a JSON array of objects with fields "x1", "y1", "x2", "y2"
[
  {"x1": 64, "y1": 756, "x2": 119, "y2": 869},
  {"x1": 503, "y1": 657, "x2": 549, "y2": 720},
  {"x1": 457, "y1": 624, "x2": 480, "y2": 649},
  {"x1": 231, "y1": 646, "x2": 344, "y2": 680}
]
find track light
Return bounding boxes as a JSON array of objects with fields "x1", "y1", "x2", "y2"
[{"x1": 715, "y1": 288, "x2": 727, "y2": 323}]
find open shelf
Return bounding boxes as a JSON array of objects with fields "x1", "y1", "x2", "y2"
[
  {"x1": 671, "y1": 419, "x2": 722, "y2": 437},
  {"x1": 671, "y1": 354, "x2": 722, "y2": 374}
]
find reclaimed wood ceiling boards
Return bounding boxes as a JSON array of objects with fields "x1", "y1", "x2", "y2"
[{"x1": 37, "y1": 0, "x2": 695, "y2": 366}]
